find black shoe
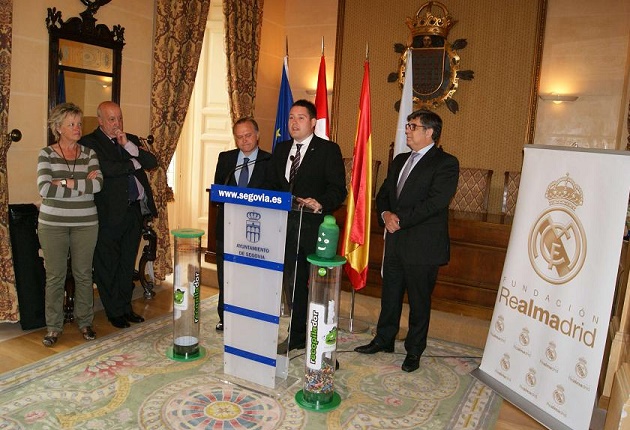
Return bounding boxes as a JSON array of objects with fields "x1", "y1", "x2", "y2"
[
  {"x1": 277, "y1": 336, "x2": 306, "y2": 354},
  {"x1": 402, "y1": 354, "x2": 420, "y2": 372},
  {"x1": 354, "y1": 340, "x2": 395, "y2": 354},
  {"x1": 288, "y1": 338, "x2": 306, "y2": 351},
  {"x1": 216, "y1": 322, "x2": 224, "y2": 331},
  {"x1": 124, "y1": 311, "x2": 145, "y2": 323},
  {"x1": 109, "y1": 316, "x2": 130, "y2": 328}
]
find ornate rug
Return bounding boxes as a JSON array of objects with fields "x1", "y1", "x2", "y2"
[{"x1": 0, "y1": 296, "x2": 501, "y2": 429}]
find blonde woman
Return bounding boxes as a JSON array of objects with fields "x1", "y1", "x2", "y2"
[{"x1": 37, "y1": 102, "x2": 103, "y2": 346}]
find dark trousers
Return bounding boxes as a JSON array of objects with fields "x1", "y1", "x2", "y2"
[
  {"x1": 284, "y1": 212, "x2": 318, "y2": 344},
  {"x1": 375, "y1": 254, "x2": 439, "y2": 355},
  {"x1": 284, "y1": 247, "x2": 309, "y2": 342},
  {"x1": 93, "y1": 203, "x2": 142, "y2": 319}
]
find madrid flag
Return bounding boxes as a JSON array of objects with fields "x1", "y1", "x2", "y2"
[
  {"x1": 393, "y1": 49, "x2": 413, "y2": 157},
  {"x1": 314, "y1": 55, "x2": 330, "y2": 140},
  {"x1": 341, "y1": 60, "x2": 373, "y2": 290}
]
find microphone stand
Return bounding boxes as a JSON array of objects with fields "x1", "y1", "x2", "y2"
[{"x1": 223, "y1": 156, "x2": 267, "y2": 186}]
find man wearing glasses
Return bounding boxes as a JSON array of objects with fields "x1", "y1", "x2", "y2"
[{"x1": 354, "y1": 109, "x2": 459, "y2": 373}]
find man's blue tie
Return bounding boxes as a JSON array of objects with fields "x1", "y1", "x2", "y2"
[{"x1": 238, "y1": 157, "x2": 249, "y2": 187}]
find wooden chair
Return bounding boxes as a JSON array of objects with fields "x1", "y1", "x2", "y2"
[
  {"x1": 343, "y1": 157, "x2": 382, "y2": 198},
  {"x1": 501, "y1": 171, "x2": 521, "y2": 217},
  {"x1": 449, "y1": 167, "x2": 493, "y2": 215}
]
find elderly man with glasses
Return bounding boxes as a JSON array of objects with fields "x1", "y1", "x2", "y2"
[{"x1": 354, "y1": 109, "x2": 459, "y2": 373}]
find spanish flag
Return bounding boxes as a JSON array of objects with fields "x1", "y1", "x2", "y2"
[{"x1": 341, "y1": 60, "x2": 372, "y2": 290}]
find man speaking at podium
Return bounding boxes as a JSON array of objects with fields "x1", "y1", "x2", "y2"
[
  {"x1": 213, "y1": 117, "x2": 270, "y2": 331},
  {"x1": 265, "y1": 99, "x2": 346, "y2": 351}
]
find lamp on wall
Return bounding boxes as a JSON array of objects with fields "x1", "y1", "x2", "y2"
[{"x1": 539, "y1": 93, "x2": 579, "y2": 104}]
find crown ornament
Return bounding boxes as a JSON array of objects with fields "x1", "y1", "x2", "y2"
[
  {"x1": 405, "y1": 1, "x2": 456, "y2": 40},
  {"x1": 545, "y1": 174, "x2": 584, "y2": 209}
]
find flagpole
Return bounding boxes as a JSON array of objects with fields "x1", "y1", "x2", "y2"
[{"x1": 339, "y1": 289, "x2": 369, "y2": 333}]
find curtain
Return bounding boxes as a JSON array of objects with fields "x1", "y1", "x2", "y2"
[
  {"x1": 224, "y1": 0, "x2": 264, "y2": 121},
  {"x1": 149, "y1": 0, "x2": 211, "y2": 280},
  {"x1": 0, "y1": 0, "x2": 18, "y2": 323}
]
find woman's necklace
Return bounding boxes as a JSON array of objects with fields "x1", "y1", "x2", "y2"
[{"x1": 58, "y1": 144, "x2": 78, "y2": 179}]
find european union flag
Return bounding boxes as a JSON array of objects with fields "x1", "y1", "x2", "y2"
[{"x1": 272, "y1": 57, "x2": 293, "y2": 151}]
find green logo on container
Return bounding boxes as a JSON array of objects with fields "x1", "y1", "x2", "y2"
[
  {"x1": 318, "y1": 267, "x2": 327, "y2": 276},
  {"x1": 325, "y1": 327, "x2": 337, "y2": 345},
  {"x1": 174, "y1": 289, "x2": 185, "y2": 304}
]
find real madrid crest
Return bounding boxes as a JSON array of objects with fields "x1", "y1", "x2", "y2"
[
  {"x1": 528, "y1": 174, "x2": 587, "y2": 284},
  {"x1": 388, "y1": 1, "x2": 474, "y2": 114}
]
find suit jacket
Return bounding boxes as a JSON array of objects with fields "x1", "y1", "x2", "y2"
[
  {"x1": 79, "y1": 128, "x2": 158, "y2": 226},
  {"x1": 213, "y1": 148, "x2": 271, "y2": 241},
  {"x1": 376, "y1": 145, "x2": 459, "y2": 266},
  {"x1": 265, "y1": 135, "x2": 347, "y2": 251}
]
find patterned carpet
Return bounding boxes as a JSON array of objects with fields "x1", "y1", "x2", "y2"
[{"x1": 0, "y1": 296, "x2": 501, "y2": 429}]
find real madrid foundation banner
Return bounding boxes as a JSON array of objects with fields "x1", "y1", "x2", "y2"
[{"x1": 471, "y1": 145, "x2": 630, "y2": 430}]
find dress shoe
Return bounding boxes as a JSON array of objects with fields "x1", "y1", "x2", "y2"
[
  {"x1": 401, "y1": 354, "x2": 421, "y2": 372},
  {"x1": 124, "y1": 311, "x2": 145, "y2": 323},
  {"x1": 277, "y1": 336, "x2": 306, "y2": 354},
  {"x1": 289, "y1": 339, "x2": 306, "y2": 351},
  {"x1": 216, "y1": 322, "x2": 224, "y2": 331},
  {"x1": 109, "y1": 316, "x2": 130, "y2": 328},
  {"x1": 354, "y1": 340, "x2": 395, "y2": 354}
]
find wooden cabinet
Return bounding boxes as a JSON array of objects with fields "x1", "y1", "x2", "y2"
[{"x1": 600, "y1": 240, "x2": 630, "y2": 403}]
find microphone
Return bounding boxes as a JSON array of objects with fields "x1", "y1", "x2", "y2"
[
  {"x1": 223, "y1": 155, "x2": 270, "y2": 185},
  {"x1": 290, "y1": 155, "x2": 295, "y2": 161}
]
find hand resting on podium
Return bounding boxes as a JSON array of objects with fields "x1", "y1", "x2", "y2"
[{"x1": 292, "y1": 196, "x2": 323, "y2": 214}]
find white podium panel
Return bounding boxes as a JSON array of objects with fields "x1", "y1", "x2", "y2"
[{"x1": 211, "y1": 185, "x2": 291, "y2": 389}]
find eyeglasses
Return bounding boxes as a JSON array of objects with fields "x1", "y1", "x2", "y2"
[{"x1": 405, "y1": 123, "x2": 427, "y2": 131}]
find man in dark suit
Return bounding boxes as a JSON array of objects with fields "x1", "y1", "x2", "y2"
[
  {"x1": 80, "y1": 101, "x2": 158, "y2": 329},
  {"x1": 265, "y1": 99, "x2": 347, "y2": 351},
  {"x1": 213, "y1": 117, "x2": 270, "y2": 331},
  {"x1": 355, "y1": 109, "x2": 459, "y2": 372}
]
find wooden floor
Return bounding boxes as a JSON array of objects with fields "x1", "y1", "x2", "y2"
[{"x1": 0, "y1": 281, "x2": 545, "y2": 429}]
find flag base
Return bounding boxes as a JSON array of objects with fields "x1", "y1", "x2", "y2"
[{"x1": 338, "y1": 316, "x2": 369, "y2": 333}]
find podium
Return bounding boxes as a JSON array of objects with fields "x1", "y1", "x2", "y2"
[{"x1": 210, "y1": 185, "x2": 292, "y2": 388}]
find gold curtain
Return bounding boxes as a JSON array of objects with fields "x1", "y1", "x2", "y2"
[
  {"x1": 149, "y1": 0, "x2": 211, "y2": 280},
  {"x1": 0, "y1": 0, "x2": 17, "y2": 323},
  {"x1": 224, "y1": 0, "x2": 264, "y2": 121}
]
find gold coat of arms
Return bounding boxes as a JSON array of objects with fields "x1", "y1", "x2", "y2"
[{"x1": 389, "y1": 1, "x2": 474, "y2": 114}]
